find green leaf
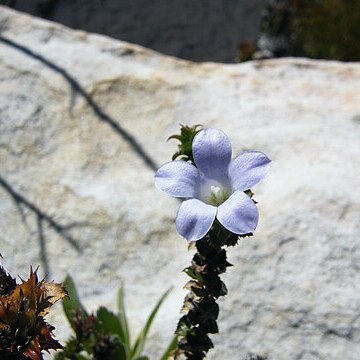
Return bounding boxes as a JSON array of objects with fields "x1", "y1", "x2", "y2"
[
  {"x1": 117, "y1": 287, "x2": 131, "y2": 349},
  {"x1": 159, "y1": 336, "x2": 178, "y2": 360},
  {"x1": 133, "y1": 357, "x2": 149, "y2": 360},
  {"x1": 183, "y1": 266, "x2": 203, "y2": 282},
  {"x1": 168, "y1": 124, "x2": 202, "y2": 162},
  {"x1": 54, "y1": 337, "x2": 86, "y2": 359},
  {"x1": 62, "y1": 274, "x2": 88, "y2": 330},
  {"x1": 108, "y1": 339, "x2": 128, "y2": 360},
  {"x1": 96, "y1": 306, "x2": 130, "y2": 356},
  {"x1": 55, "y1": 354, "x2": 89, "y2": 360},
  {"x1": 81, "y1": 337, "x2": 97, "y2": 355},
  {"x1": 130, "y1": 288, "x2": 172, "y2": 359}
]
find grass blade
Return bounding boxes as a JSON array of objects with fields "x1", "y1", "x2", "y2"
[
  {"x1": 159, "y1": 336, "x2": 178, "y2": 360},
  {"x1": 118, "y1": 286, "x2": 130, "y2": 349},
  {"x1": 130, "y1": 288, "x2": 172, "y2": 359}
]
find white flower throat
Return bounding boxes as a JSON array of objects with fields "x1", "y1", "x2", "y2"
[
  {"x1": 211, "y1": 185, "x2": 221, "y2": 196},
  {"x1": 200, "y1": 179, "x2": 230, "y2": 206}
]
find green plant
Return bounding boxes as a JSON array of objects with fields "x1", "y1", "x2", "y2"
[
  {"x1": 56, "y1": 275, "x2": 176, "y2": 360},
  {"x1": 291, "y1": 0, "x2": 360, "y2": 61},
  {"x1": 259, "y1": 0, "x2": 360, "y2": 61}
]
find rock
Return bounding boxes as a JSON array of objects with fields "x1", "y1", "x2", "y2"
[
  {"x1": 7, "y1": 0, "x2": 267, "y2": 63},
  {"x1": 1, "y1": 6, "x2": 360, "y2": 360}
]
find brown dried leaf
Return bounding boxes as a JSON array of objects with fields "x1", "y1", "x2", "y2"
[{"x1": 38, "y1": 282, "x2": 67, "y2": 317}]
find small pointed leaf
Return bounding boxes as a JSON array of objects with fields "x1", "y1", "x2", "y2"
[{"x1": 183, "y1": 267, "x2": 203, "y2": 282}]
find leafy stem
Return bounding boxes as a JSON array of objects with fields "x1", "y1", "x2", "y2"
[{"x1": 173, "y1": 235, "x2": 235, "y2": 360}]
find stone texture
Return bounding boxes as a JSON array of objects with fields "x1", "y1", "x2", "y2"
[
  {"x1": 8, "y1": 0, "x2": 266, "y2": 63},
  {"x1": 1, "y1": 6, "x2": 360, "y2": 360}
]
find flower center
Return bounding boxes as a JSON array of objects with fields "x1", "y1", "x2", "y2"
[
  {"x1": 211, "y1": 185, "x2": 221, "y2": 197},
  {"x1": 199, "y1": 179, "x2": 230, "y2": 206}
]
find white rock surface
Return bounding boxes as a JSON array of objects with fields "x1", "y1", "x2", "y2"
[{"x1": 1, "y1": 6, "x2": 360, "y2": 360}]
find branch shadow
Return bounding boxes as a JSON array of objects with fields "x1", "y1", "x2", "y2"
[
  {"x1": 0, "y1": 36, "x2": 158, "y2": 172},
  {"x1": 0, "y1": 36, "x2": 162, "y2": 275},
  {"x1": 0, "y1": 175, "x2": 83, "y2": 277}
]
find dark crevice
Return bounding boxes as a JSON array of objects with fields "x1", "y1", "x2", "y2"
[
  {"x1": 36, "y1": 0, "x2": 60, "y2": 19},
  {"x1": 0, "y1": 0, "x2": 17, "y2": 6}
]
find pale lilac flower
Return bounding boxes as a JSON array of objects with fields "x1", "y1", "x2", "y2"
[{"x1": 155, "y1": 128, "x2": 271, "y2": 241}]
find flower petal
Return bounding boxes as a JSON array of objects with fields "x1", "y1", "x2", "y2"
[
  {"x1": 192, "y1": 128, "x2": 232, "y2": 181},
  {"x1": 217, "y1": 191, "x2": 259, "y2": 234},
  {"x1": 155, "y1": 161, "x2": 200, "y2": 198},
  {"x1": 176, "y1": 199, "x2": 217, "y2": 241},
  {"x1": 228, "y1": 151, "x2": 271, "y2": 191}
]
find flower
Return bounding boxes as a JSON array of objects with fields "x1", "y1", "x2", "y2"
[{"x1": 155, "y1": 128, "x2": 271, "y2": 241}]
